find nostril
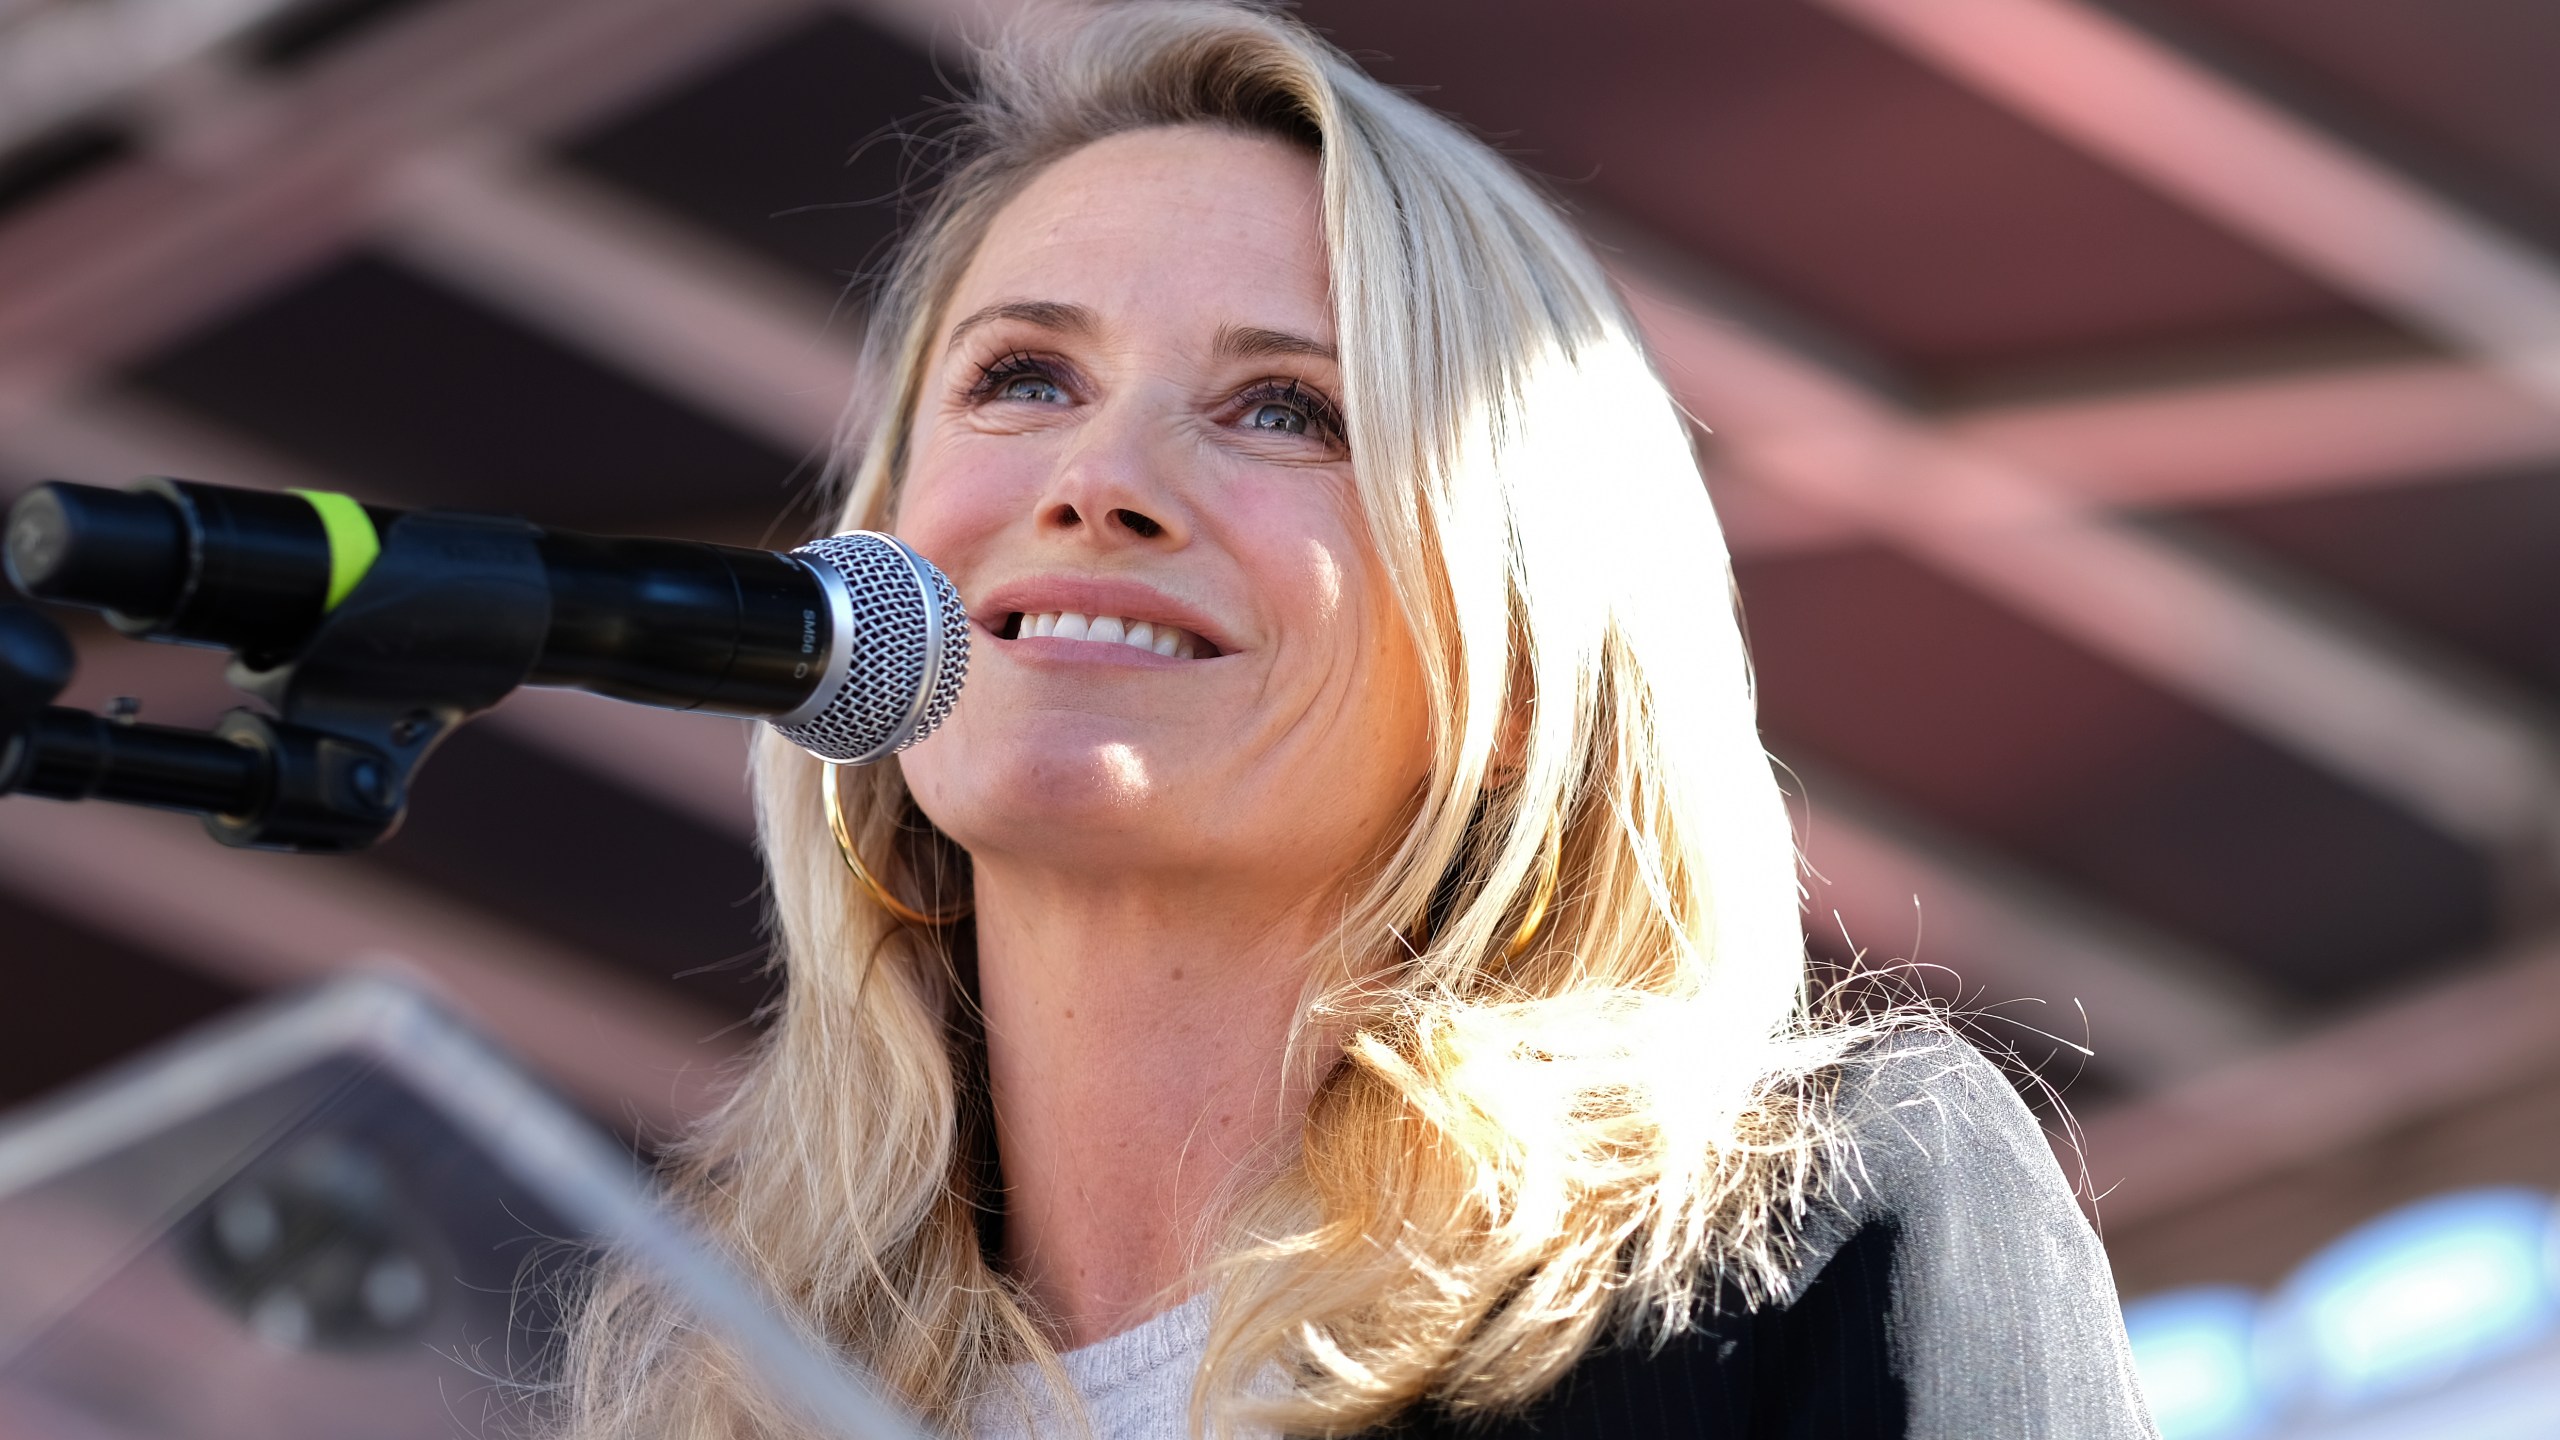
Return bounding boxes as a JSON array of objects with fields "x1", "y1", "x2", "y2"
[{"x1": 1112, "y1": 508, "x2": 1163, "y2": 538}]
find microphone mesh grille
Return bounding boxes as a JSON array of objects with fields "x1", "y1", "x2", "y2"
[{"x1": 774, "y1": 533, "x2": 968, "y2": 764}]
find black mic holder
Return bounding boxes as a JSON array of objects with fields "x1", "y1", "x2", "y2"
[{"x1": 1, "y1": 510, "x2": 553, "y2": 853}]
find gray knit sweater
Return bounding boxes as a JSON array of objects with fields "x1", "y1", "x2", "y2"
[{"x1": 968, "y1": 1294, "x2": 1225, "y2": 1440}]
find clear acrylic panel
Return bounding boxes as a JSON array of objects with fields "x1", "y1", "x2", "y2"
[{"x1": 0, "y1": 978, "x2": 919, "y2": 1440}]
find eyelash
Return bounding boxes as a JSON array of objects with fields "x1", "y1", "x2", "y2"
[
  {"x1": 964, "y1": 352, "x2": 1347, "y2": 444},
  {"x1": 1238, "y1": 378, "x2": 1347, "y2": 444},
  {"x1": 966, "y1": 351, "x2": 1060, "y2": 403}
]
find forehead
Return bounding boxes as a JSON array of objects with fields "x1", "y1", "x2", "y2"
[{"x1": 948, "y1": 126, "x2": 1333, "y2": 347}]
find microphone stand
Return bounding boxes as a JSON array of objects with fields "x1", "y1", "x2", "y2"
[{"x1": 0, "y1": 510, "x2": 555, "y2": 853}]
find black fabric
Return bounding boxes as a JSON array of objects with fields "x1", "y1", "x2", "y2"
[{"x1": 1359, "y1": 1036, "x2": 2158, "y2": 1440}]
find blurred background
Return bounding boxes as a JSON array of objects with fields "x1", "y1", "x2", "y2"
[{"x1": 3, "y1": 0, "x2": 2558, "y2": 1434}]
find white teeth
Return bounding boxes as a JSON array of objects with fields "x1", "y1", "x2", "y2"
[{"x1": 1015, "y1": 611, "x2": 1205, "y2": 658}]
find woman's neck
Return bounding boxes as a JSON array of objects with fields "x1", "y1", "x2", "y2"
[{"x1": 971, "y1": 863, "x2": 1330, "y2": 1350}]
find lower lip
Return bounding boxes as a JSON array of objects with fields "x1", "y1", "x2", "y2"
[{"x1": 992, "y1": 634, "x2": 1211, "y2": 669}]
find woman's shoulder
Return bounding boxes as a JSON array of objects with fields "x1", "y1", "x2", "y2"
[
  {"x1": 1369, "y1": 1031, "x2": 2159, "y2": 1439},
  {"x1": 1813, "y1": 1027, "x2": 2078, "y2": 1235},
  {"x1": 1778, "y1": 1028, "x2": 2117, "y2": 1334},
  {"x1": 1771, "y1": 1027, "x2": 2155, "y2": 1438}
]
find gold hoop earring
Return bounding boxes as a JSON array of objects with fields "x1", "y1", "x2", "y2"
[
  {"x1": 823, "y1": 762, "x2": 971, "y2": 927},
  {"x1": 1504, "y1": 819, "x2": 1562, "y2": 960}
]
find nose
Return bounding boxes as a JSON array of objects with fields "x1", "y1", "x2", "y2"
[{"x1": 1033, "y1": 395, "x2": 1188, "y2": 549}]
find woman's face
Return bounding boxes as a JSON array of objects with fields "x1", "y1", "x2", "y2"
[{"x1": 893, "y1": 126, "x2": 1431, "y2": 896}]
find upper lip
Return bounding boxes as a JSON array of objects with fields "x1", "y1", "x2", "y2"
[{"x1": 974, "y1": 575, "x2": 1237, "y2": 654}]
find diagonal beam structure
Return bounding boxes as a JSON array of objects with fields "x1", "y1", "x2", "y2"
[
  {"x1": 1702, "y1": 0, "x2": 2560, "y2": 860},
  {"x1": 2083, "y1": 925, "x2": 2560, "y2": 1226},
  {"x1": 1732, "y1": 354, "x2": 2560, "y2": 556},
  {"x1": 380, "y1": 138, "x2": 864, "y2": 457},
  {"x1": 0, "y1": 0, "x2": 816, "y2": 434},
  {"x1": 1796, "y1": 0, "x2": 2560, "y2": 1206},
  {"x1": 1618, "y1": 262, "x2": 2560, "y2": 860},
  {"x1": 1793, "y1": 762, "x2": 2281, "y2": 1081},
  {"x1": 0, "y1": 798, "x2": 745, "y2": 1139},
  {"x1": 1812, "y1": 0, "x2": 2560, "y2": 417},
  {"x1": 0, "y1": 0, "x2": 305, "y2": 154}
]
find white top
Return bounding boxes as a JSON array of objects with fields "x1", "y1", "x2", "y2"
[{"x1": 968, "y1": 1295, "x2": 1230, "y2": 1440}]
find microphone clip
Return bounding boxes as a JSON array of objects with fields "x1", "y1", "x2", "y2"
[{"x1": 2, "y1": 509, "x2": 552, "y2": 853}]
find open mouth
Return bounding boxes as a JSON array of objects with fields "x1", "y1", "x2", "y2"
[{"x1": 1000, "y1": 610, "x2": 1221, "y2": 659}]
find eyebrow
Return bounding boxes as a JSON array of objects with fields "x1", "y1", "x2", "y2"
[
  {"x1": 943, "y1": 301, "x2": 1338, "y2": 366},
  {"x1": 945, "y1": 299, "x2": 1097, "y2": 349},
  {"x1": 1213, "y1": 323, "x2": 1337, "y2": 364}
]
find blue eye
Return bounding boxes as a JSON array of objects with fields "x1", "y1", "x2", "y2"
[
  {"x1": 1237, "y1": 380, "x2": 1344, "y2": 444},
  {"x1": 971, "y1": 353, "x2": 1070, "y2": 406},
  {"x1": 996, "y1": 372, "x2": 1064, "y2": 404},
  {"x1": 1247, "y1": 401, "x2": 1309, "y2": 434}
]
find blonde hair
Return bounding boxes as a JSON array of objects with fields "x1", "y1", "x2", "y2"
[{"x1": 563, "y1": 4, "x2": 1880, "y2": 1435}]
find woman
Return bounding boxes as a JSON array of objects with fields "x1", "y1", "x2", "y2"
[{"x1": 567, "y1": 5, "x2": 2156, "y2": 1437}]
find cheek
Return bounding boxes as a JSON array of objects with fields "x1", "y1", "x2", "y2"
[
  {"x1": 1242, "y1": 493, "x2": 1430, "y2": 777},
  {"x1": 1317, "y1": 589, "x2": 1433, "y2": 854},
  {"x1": 1360, "y1": 615, "x2": 1434, "y2": 791},
  {"x1": 891, "y1": 430, "x2": 1036, "y2": 559},
  {"x1": 883, "y1": 440, "x2": 1005, "y2": 808},
  {"x1": 1325, "y1": 527, "x2": 1432, "y2": 791}
]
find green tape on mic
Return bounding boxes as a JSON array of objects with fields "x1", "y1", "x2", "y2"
[{"x1": 291, "y1": 489, "x2": 381, "y2": 611}]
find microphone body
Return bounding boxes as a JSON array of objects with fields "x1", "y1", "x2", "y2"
[{"x1": 4, "y1": 478, "x2": 966, "y2": 764}]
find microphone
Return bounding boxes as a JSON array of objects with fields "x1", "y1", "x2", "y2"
[{"x1": 4, "y1": 478, "x2": 967, "y2": 764}]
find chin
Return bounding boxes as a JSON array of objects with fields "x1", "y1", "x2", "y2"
[{"x1": 905, "y1": 728, "x2": 1192, "y2": 860}]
